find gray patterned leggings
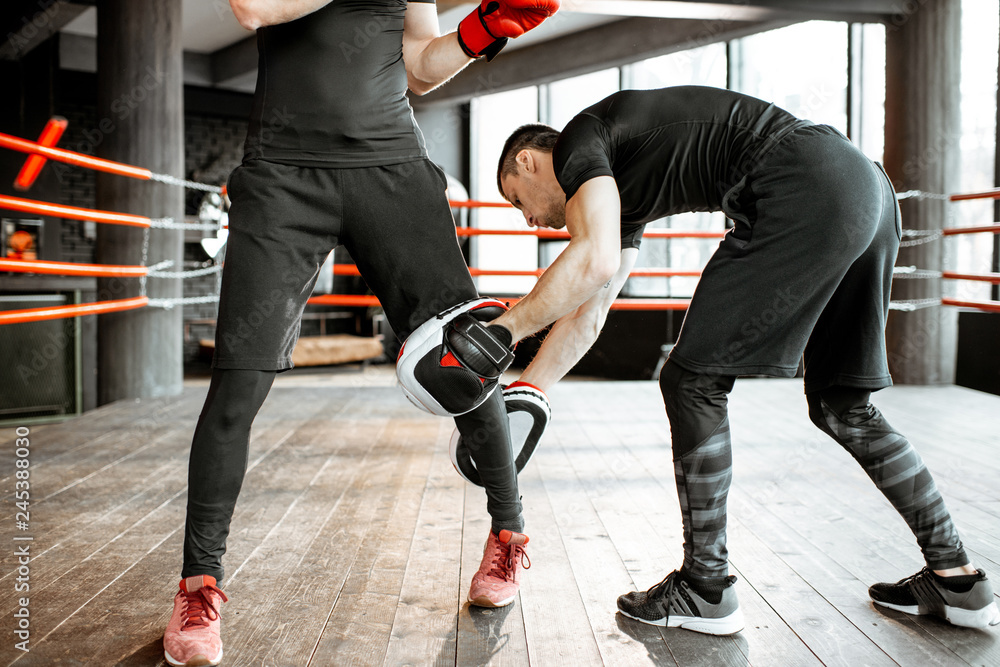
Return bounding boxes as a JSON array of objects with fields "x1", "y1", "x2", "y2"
[{"x1": 659, "y1": 360, "x2": 968, "y2": 579}]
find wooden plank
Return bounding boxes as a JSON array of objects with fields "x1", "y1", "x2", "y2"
[
  {"x1": 455, "y1": 481, "x2": 530, "y2": 666},
  {"x1": 382, "y1": 420, "x2": 466, "y2": 666},
  {"x1": 516, "y1": 460, "x2": 606, "y2": 666},
  {"x1": 212, "y1": 398, "x2": 390, "y2": 665},
  {"x1": 0, "y1": 387, "x2": 312, "y2": 614},
  {"x1": 723, "y1": 380, "x2": 1000, "y2": 667},
  {"x1": 2, "y1": 378, "x2": 997, "y2": 666},
  {"x1": 0, "y1": 390, "x2": 203, "y2": 483},
  {"x1": 727, "y1": 487, "x2": 967, "y2": 667},
  {"x1": 545, "y1": 412, "x2": 735, "y2": 666},
  {"x1": 560, "y1": 386, "x2": 818, "y2": 667},
  {"x1": 0, "y1": 386, "x2": 328, "y2": 664},
  {"x1": 309, "y1": 417, "x2": 437, "y2": 665}
]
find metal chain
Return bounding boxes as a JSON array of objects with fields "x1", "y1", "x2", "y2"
[
  {"x1": 899, "y1": 232, "x2": 944, "y2": 247},
  {"x1": 148, "y1": 217, "x2": 221, "y2": 231},
  {"x1": 139, "y1": 227, "x2": 150, "y2": 296},
  {"x1": 146, "y1": 295, "x2": 220, "y2": 309},
  {"x1": 888, "y1": 299, "x2": 941, "y2": 311},
  {"x1": 896, "y1": 190, "x2": 952, "y2": 201},
  {"x1": 148, "y1": 172, "x2": 224, "y2": 194},
  {"x1": 892, "y1": 266, "x2": 942, "y2": 279},
  {"x1": 148, "y1": 264, "x2": 224, "y2": 279}
]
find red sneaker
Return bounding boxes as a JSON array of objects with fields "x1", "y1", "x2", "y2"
[
  {"x1": 468, "y1": 529, "x2": 531, "y2": 607},
  {"x1": 163, "y1": 574, "x2": 228, "y2": 666}
]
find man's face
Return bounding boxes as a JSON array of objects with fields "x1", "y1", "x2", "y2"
[{"x1": 500, "y1": 152, "x2": 567, "y2": 230}]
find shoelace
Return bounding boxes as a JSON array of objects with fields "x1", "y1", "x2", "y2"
[
  {"x1": 486, "y1": 541, "x2": 531, "y2": 581},
  {"x1": 646, "y1": 571, "x2": 679, "y2": 603},
  {"x1": 896, "y1": 567, "x2": 933, "y2": 588},
  {"x1": 180, "y1": 584, "x2": 229, "y2": 631}
]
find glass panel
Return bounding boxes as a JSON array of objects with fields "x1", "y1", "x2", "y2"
[
  {"x1": 953, "y1": 0, "x2": 999, "y2": 300},
  {"x1": 471, "y1": 87, "x2": 539, "y2": 295},
  {"x1": 857, "y1": 23, "x2": 886, "y2": 162},
  {"x1": 622, "y1": 45, "x2": 728, "y2": 298},
  {"x1": 627, "y1": 43, "x2": 727, "y2": 90},
  {"x1": 546, "y1": 68, "x2": 621, "y2": 130},
  {"x1": 732, "y1": 21, "x2": 849, "y2": 131}
]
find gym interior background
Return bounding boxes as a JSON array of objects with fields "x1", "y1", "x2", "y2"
[{"x1": 0, "y1": 0, "x2": 997, "y2": 419}]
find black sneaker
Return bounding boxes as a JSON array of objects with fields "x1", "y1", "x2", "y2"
[
  {"x1": 869, "y1": 567, "x2": 1000, "y2": 629},
  {"x1": 617, "y1": 570, "x2": 744, "y2": 635}
]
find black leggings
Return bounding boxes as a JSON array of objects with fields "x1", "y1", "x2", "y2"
[
  {"x1": 182, "y1": 369, "x2": 523, "y2": 582},
  {"x1": 659, "y1": 359, "x2": 967, "y2": 580},
  {"x1": 184, "y1": 160, "x2": 524, "y2": 583}
]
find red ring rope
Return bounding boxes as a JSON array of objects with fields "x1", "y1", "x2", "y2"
[
  {"x1": 940, "y1": 297, "x2": 1000, "y2": 313},
  {"x1": 0, "y1": 194, "x2": 151, "y2": 228},
  {"x1": 15, "y1": 118, "x2": 68, "y2": 191},
  {"x1": 0, "y1": 296, "x2": 149, "y2": 326},
  {"x1": 942, "y1": 224, "x2": 1000, "y2": 236},
  {"x1": 942, "y1": 271, "x2": 1000, "y2": 284},
  {"x1": 0, "y1": 131, "x2": 153, "y2": 181},
  {"x1": 0, "y1": 258, "x2": 148, "y2": 277}
]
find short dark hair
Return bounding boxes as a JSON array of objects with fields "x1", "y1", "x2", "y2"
[{"x1": 496, "y1": 124, "x2": 561, "y2": 199}]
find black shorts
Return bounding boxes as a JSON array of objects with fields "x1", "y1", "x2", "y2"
[
  {"x1": 214, "y1": 158, "x2": 479, "y2": 370},
  {"x1": 669, "y1": 125, "x2": 901, "y2": 393}
]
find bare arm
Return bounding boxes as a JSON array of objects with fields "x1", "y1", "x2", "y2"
[
  {"x1": 402, "y1": 3, "x2": 474, "y2": 95},
  {"x1": 494, "y1": 176, "x2": 623, "y2": 342},
  {"x1": 229, "y1": 0, "x2": 333, "y2": 29},
  {"x1": 517, "y1": 247, "x2": 638, "y2": 392}
]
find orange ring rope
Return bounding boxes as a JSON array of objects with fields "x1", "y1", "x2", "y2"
[
  {"x1": 0, "y1": 259, "x2": 148, "y2": 278},
  {"x1": 942, "y1": 271, "x2": 1000, "y2": 284},
  {"x1": 15, "y1": 118, "x2": 68, "y2": 191},
  {"x1": 949, "y1": 188, "x2": 1000, "y2": 202},
  {"x1": 307, "y1": 295, "x2": 381, "y2": 307},
  {"x1": 307, "y1": 293, "x2": 692, "y2": 311},
  {"x1": 329, "y1": 263, "x2": 702, "y2": 279},
  {"x1": 453, "y1": 227, "x2": 725, "y2": 239},
  {"x1": 448, "y1": 200, "x2": 513, "y2": 208},
  {"x1": 941, "y1": 297, "x2": 1000, "y2": 313},
  {"x1": 0, "y1": 194, "x2": 151, "y2": 227},
  {"x1": 0, "y1": 296, "x2": 149, "y2": 325},
  {"x1": 0, "y1": 131, "x2": 153, "y2": 181},
  {"x1": 942, "y1": 224, "x2": 1000, "y2": 236}
]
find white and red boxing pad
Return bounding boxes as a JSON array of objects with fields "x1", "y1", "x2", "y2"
[
  {"x1": 450, "y1": 381, "x2": 551, "y2": 486},
  {"x1": 457, "y1": 0, "x2": 561, "y2": 61},
  {"x1": 396, "y1": 298, "x2": 513, "y2": 417}
]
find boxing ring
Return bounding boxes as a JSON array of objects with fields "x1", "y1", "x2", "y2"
[
  {"x1": 2, "y1": 122, "x2": 999, "y2": 327},
  {"x1": 2, "y1": 122, "x2": 999, "y2": 666}
]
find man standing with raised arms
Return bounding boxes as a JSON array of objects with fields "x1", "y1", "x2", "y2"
[
  {"x1": 161, "y1": 0, "x2": 557, "y2": 664},
  {"x1": 489, "y1": 86, "x2": 999, "y2": 635}
]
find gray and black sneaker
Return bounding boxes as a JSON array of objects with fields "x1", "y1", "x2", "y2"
[
  {"x1": 869, "y1": 567, "x2": 1000, "y2": 629},
  {"x1": 617, "y1": 570, "x2": 744, "y2": 635}
]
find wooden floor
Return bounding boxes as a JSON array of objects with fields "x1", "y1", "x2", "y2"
[{"x1": 1, "y1": 369, "x2": 998, "y2": 666}]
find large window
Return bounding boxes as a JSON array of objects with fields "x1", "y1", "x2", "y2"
[
  {"x1": 853, "y1": 23, "x2": 887, "y2": 162},
  {"x1": 731, "y1": 21, "x2": 849, "y2": 132},
  {"x1": 546, "y1": 68, "x2": 621, "y2": 130},
  {"x1": 471, "y1": 87, "x2": 540, "y2": 295},
  {"x1": 626, "y1": 43, "x2": 727, "y2": 90},
  {"x1": 472, "y1": 71, "x2": 620, "y2": 295},
  {"x1": 621, "y1": 44, "x2": 730, "y2": 298},
  {"x1": 953, "y1": 0, "x2": 999, "y2": 300},
  {"x1": 467, "y1": 13, "x2": 999, "y2": 303}
]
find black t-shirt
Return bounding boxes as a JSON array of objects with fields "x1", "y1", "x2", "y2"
[
  {"x1": 243, "y1": 0, "x2": 434, "y2": 167},
  {"x1": 552, "y1": 86, "x2": 810, "y2": 248}
]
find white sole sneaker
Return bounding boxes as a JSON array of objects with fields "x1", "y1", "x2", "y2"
[
  {"x1": 874, "y1": 599, "x2": 1000, "y2": 629},
  {"x1": 619, "y1": 606, "x2": 745, "y2": 635}
]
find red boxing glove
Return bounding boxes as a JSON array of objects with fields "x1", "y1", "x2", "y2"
[{"x1": 458, "y1": 0, "x2": 560, "y2": 61}]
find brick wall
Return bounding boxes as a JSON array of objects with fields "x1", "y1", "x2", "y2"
[{"x1": 51, "y1": 102, "x2": 248, "y2": 363}]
